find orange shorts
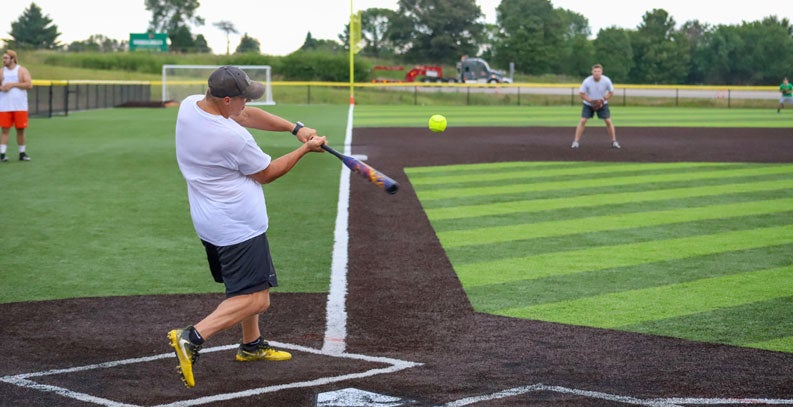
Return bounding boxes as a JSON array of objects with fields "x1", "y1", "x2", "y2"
[{"x1": 0, "y1": 111, "x2": 29, "y2": 129}]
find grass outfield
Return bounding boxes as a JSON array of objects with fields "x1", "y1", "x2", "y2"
[
  {"x1": 407, "y1": 161, "x2": 793, "y2": 353},
  {"x1": 0, "y1": 105, "x2": 347, "y2": 303}
]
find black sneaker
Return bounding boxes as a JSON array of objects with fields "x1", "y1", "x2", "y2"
[
  {"x1": 0, "y1": 154, "x2": 7, "y2": 162},
  {"x1": 19, "y1": 152, "x2": 30, "y2": 161}
]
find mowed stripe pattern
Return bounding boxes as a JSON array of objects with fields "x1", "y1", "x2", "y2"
[{"x1": 406, "y1": 162, "x2": 793, "y2": 353}]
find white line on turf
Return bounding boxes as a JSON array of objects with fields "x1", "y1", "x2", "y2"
[
  {"x1": 149, "y1": 341, "x2": 423, "y2": 407},
  {"x1": 1, "y1": 377, "x2": 138, "y2": 407},
  {"x1": 532, "y1": 385, "x2": 684, "y2": 407},
  {"x1": 1, "y1": 341, "x2": 422, "y2": 407},
  {"x1": 653, "y1": 398, "x2": 793, "y2": 405},
  {"x1": 151, "y1": 363, "x2": 421, "y2": 407},
  {"x1": 321, "y1": 103, "x2": 355, "y2": 355},
  {"x1": 441, "y1": 384, "x2": 682, "y2": 406},
  {"x1": 441, "y1": 384, "x2": 793, "y2": 406},
  {"x1": 439, "y1": 384, "x2": 546, "y2": 406},
  {"x1": 1, "y1": 345, "x2": 236, "y2": 380}
]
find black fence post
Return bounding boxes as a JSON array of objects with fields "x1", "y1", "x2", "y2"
[
  {"x1": 517, "y1": 86, "x2": 521, "y2": 106},
  {"x1": 64, "y1": 82, "x2": 70, "y2": 116},
  {"x1": 48, "y1": 84, "x2": 54, "y2": 118},
  {"x1": 33, "y1": 85, "x2": 41, "y2": 116}
]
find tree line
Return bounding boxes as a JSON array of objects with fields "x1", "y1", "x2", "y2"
[
  {"x1": 4, "y1": 0, "x2": 793, "y2": 85},
  {"x1": 345, "y1": 0, "x2": 793, "y2": 85},
  {"x1": 3, "y1": 2, "x2": 261, "y2": 54}
]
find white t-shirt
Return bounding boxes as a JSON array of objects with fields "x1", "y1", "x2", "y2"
[
  {"x1": 579, "y1": 75, "x2": 614, "y2": 106},
  {"x1": 0, "y1": 65, "x2": 28, "y2": 112},
  {"x1": 175, "y1": 94, "x2": 271, "y2": 246}
]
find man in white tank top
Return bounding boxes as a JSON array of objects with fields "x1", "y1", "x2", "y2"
[{"x1": 0, "y1": 50, "x2": 33, "y2": 161}]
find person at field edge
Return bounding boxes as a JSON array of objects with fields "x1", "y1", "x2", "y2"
[
  {"x1": 777, "y1": 77, "x2": 793, "y2": 113},
  {"x1": 456, "y1": 54, "x2": 468, "y2": 83},
  {"x1": 0, "y1": 50, "x2": 33, "y2": 162},
  {"x1": 168, "y1": 65, "x2": 326, "y2": 389},
  {"x1": 571, "y1": 64, "x2": 619, "y2": 149}
]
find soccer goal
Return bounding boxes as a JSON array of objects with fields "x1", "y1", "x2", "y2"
[{"x1": 161, "y1": 65, "x2": 275, "y2": 105}]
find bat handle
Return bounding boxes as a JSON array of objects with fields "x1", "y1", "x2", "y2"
[{"x1": 321, "y1": 144, "x2": 344, "y2": 159}]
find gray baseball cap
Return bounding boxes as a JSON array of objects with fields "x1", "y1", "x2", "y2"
[{"x1": 208, "y1": 66, "x2": 265, "y2": 100}]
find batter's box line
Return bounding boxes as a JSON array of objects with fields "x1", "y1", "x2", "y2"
[
  {"x1": 0, "y1": 341, "x2": 423, "y2": 407},
  {"x1": 440, "y1": 384, "x2": 793, "y2": 406}
]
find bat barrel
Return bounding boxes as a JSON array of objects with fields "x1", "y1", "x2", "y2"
[{"x1": 323, "y1": 143, "x2": 399, "y2": 195}]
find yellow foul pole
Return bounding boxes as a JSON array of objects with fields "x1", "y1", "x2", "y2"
[{"x1": 349, "y1": 0, "x2": 355, "y2": 105}]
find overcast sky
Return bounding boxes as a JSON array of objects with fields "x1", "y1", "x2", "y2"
[{"x1": 0, "y1": 1, "x2": 789, "y2": 56}]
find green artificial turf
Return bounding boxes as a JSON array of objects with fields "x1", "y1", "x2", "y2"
[{"x1": 408, "y1": 161, "x2": 793, "y2": 353}]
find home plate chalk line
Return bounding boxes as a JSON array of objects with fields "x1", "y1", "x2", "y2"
[
  {"x1": 0, "y1": 341, "x2": 423, "y2": 407},
  {"x1": 441, "y1": 384, "x2": 793, "y2": 406}
]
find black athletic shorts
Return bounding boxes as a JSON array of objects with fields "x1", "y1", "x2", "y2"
[
  {"x1": 201, "y1": 232, "x2": 278, "y2": 298},
  {"x1": 581, "y1": 102, "x2": 611, "y2": 119}
]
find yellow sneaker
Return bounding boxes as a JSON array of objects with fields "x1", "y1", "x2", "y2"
[
  {"x1": 235, "y1": 340, "x2": 292, "y2": 362},
  {"x1": 167, "y1": 328, "x2": 201, "y2": 388}
]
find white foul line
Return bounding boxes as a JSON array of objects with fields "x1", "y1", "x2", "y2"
[
  {"x1": 441, "y1": 384, "x2": 681, "y2": 407},
  {"x1": 0, "y1": 377, "x2": 139, "y2": 407},
  {"x1": 1, "y1": 341, "x2": 422, "y2": 407},
  {"x1": 321, "y1": 103, "x2": 355, "y2": 355},
  {"x1": 441, "y1": 384, "x2": 793, "y2": 406},
  {"x1": 0, "y1": 346, "x2": 239, "y2": 407},
  {"x1": 149, "y1": 342, "x2": 421, "y2": 407},
  {"x1": 653, "y1": 398, "x2": 793, "y2": 405}
]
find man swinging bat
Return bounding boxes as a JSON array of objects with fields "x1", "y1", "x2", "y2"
[{"x1": 169, "y1": 65, "x2": 326, "y2": 388}]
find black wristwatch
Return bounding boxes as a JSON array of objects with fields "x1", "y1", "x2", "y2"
[{"x1": 291, "y1": 121, "x2": 304, "y2": 135}]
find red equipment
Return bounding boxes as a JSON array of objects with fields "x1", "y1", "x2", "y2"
[{"x1": 372, "y1": 65, "x2": 451, "y2": 83}]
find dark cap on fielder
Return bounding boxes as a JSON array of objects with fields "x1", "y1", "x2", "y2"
[{"x1": 208, "y1": 66, "x2": 265, "y2": 100}]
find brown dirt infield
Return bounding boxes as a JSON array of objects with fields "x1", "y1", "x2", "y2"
[{"x1": 1, "y1": 126, "x2": 792, "y2": 406}]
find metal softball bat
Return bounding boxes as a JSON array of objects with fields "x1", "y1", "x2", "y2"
[{"x1": 322, "y1": 144, "x2": 399, "y2": 194}]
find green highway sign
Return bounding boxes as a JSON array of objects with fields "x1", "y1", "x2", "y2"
[{"x1": 129, "y1": 33, "x2": 168, "y2": 52}]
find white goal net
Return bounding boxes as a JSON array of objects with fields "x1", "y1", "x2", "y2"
[{"x1": 162, "y1": 64, "x2": 275, "y2": 105}]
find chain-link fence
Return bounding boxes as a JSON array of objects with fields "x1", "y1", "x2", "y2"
[
  {"x1": 29, "y1": 80, "x2": 153, "y2": 117},
  {"x1": 28, "y1": 80, "x2": 782, "y2": 114}
]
